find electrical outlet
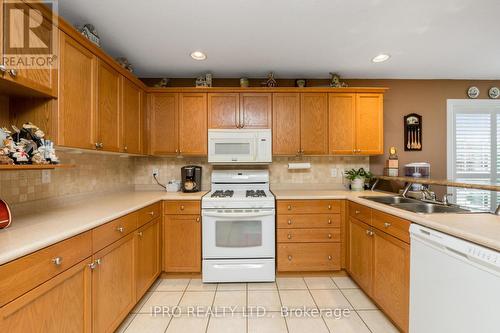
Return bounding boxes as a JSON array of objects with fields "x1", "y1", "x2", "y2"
[
  {"x1": 42, "y1": 170, "x2": 51, "y2": 184},
  {"x1": 330, "y1": 168, "x2": 338, "y2": 177},
  {"x1": 152, "y1": 169, "x2": 159, "y2": 177}
]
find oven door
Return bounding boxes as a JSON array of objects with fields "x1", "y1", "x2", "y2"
[{"x1": 202, "y1": 209, "x2": 275, "y2": 259}]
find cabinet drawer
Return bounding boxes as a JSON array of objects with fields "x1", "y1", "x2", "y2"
[
  {"x1": 277, "y1": 200, "x2": 340, "y2": 214},
  {"x1": 92, "y1": 212, "x2": 138, "y2": 252},
  {"x1": 164, "y1": 200, "x2": 200, "y2": 215},
  {"x1": 349, "y1": 201, "x2": 371, "y2": 224},
  {"x1": 278, "y1": 228, "x2": 340, "y2": 243},
  {"x1": 138, "y1": 202, "x2": 162, "y2": 228},
  {"x1": 0, "y1": 231, "x2": 92, "y2": 307},
  {"x1": 372, "y1": 210, "x2": 410, "y2": 243},
  {"x1": 277, "y1": 214, "x2": 340, "y2": 229},
  {"x1": 277, "y1": 243, "x2": 340, "y2": 271}
]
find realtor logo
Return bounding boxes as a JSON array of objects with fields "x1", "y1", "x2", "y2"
[{"x1": 2, "y1": 0, "x2": 58, "y2": 69}]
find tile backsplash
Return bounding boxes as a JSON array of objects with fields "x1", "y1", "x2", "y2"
[{"x1": 1, "y1": 152, "x2": 369, "y2": 205}]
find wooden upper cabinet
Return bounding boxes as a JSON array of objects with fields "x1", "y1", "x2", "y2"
[
  {"x1": 356, "y1": 93, "x2": 384, "y2": 155},
  {"x1": 348, "y1": 217, "x2": 373, "y2": 294},
  {"x1": 92, "y1": 234, "x2": 136, "y2": 333},
  {"x1": 240, "y1": 93, "x2": 272, "y2": 128},
  {"x1": 273, "y1": 93, "x2": 301, "y2": 155},
  {"x1": 0, "y1": 259, "x2": 92, "y2": 333},
  {"x1": 1, "y1": 1, "x2": 58, "y2": 96},
  {"x1": 121, "y1": 77, "x2": 143, "y2": 154},
  {"x1": 149, "y1": 93, "x2": 178, "y2": 155},
  {"x1": 300, "y1": 93, "x2": 328, "y2": 155},
  {"x1": 58, "y1": 31, "x2": 96, "y2": 149},
  {"x1": 179, "y1": 93, "x2": 207, "y2": 155},
  {"x1": 329, "y1": 93, "x2": 356, "y2": 154},
  {"x1": 208, "y1": 93, "x2": 239, "y2": 128},
  {"x1": 373, "y1": 229, "x2": 410, "y2": 332},
  {"x1": 96, "y1": 60, "x2": 121, "y2": 152}
]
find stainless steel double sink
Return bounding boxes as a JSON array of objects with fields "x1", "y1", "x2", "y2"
[{"x1": 359, "y1": 196, "x2": 472, "y2": 214}]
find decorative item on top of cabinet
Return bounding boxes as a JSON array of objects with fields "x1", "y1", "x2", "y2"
[
  {"x1": 404, "y1": 113, "x2": 422, "y2": 151},
  {"x1": 240, "y1": 77, "x2": 249, "y2": 88},
  {"x1": 296, "y1": 79, "x2": 306, "y2": 88},
  {"x1": 196, "y1": 73, "x2": 213, "y2": 87},
  {"x1": 264, "y1": 72, "x2": 277, "y2": 87},
  {"x1": 329, "y1": 73, "x2": 348, "y2": 88},
  {"x1": 115, "y1": 57, "x2": 133, "y2": 72},
  {"x1": 154, "y1": 78, "x2": 169, "y2": 87},
  {"x1": 76, "y1": 24, "x2": 101, "y2": 47}
]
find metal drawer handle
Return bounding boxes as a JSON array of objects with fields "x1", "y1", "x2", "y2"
[
  {"x1": 196, "y1": 217, "x2": 200, "y2": 222},
  {"x1": 384, "y1": 222, "x2": 391, "y2": 228},
  {"x1": 288, "y1": 255, "x2": 292, "y2": 261},
  {"x1": 148, "y1": 211, "x2": 155, "y2": 216},
  {"x1": 138, "y1": 231, "x2": 143, "y2": 237},
  {"x1": 328, "y1": 233, "x2": 332, "y2": 239},
  {"x1": 327, "y1": 219, "x2": 332, "y2": 224},
  {"x1": 287, "y1": 205, "x2": 292, "y2": 210},
  {"x1": 355, "y1": 210, "x2": 361, "y2": 214},
  {"x1": 328, "y1": 255, "x2": 332, "y2": 260},
  {"x1": 366, "y1": 230, "x2": 371, "y2": 235},
  {"x1": 287, "y1": 219, "x2": 292, "y2": 225},
  {"x1": 52, "y1": 257, "x2": 63, "y2": 266},
  {"x1": 328, "y1": 204, "x2": 332, "y2": 209},
  {"x1": 95, "y1": 258, "x2": 102, "y2": 265},
  {"x1": 88, "y1": 262, "x2": 97, "y2": 270},
  {"x1": 287, "y1": 233, "x2": 292, "y2": 239},
  {"x1": 180, "y1": 205, "x2": 185, "y2": 210},
  {"x1": 116, "y1": 226, "x2": 125, "y2": 233}
]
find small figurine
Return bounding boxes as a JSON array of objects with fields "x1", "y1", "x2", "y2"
[
  {"x1": 296, "y1": 79, "x2": 306, "y2": 88},
  {"x1": 264, "y1": 72, "x2": 277, "y2": 87},
  {"x1": 0, "y1": 154, "x2": 14, "y2": 165},
  {"x1": 116, "y1": 57, "x2": 133, "y2": 72},
  {"x1": 329, "y1": 73, "x2": 348, "y2": 88},
  {"x1": 12, "y1": 146, "x2": 29, "y2": 164},
  {"x1": 195, "y1": 73, "x2": 213, "y2": 88},
  {"x1": 240, "y1": 77, "x2": 249, "y2": 88},
  {"x1": 154, "y1": 78, "x2": 169, "y2": 88},
  {"x1": 77, "y1": 24, "x2": 101, "y2": 47},
  {"x1": 45, "y1": 140, "x2": 60, "y2": 164},
  {"x1": 31, "y1": 149, "x2": 47, "y2": 165}
]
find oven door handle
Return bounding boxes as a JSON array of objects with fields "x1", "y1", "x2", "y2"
[{"x1": 203, "y1": 211, "x2": 275, "y2": 218}]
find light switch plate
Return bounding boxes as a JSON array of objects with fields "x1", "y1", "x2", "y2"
[
  {"x1": 330, "y1": 168, "x2": 338, "y2": 177},
  {"x1": 42, "y1": 170, "x2": 51, "y2": 184}
]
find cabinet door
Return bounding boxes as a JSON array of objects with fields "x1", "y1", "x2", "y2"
[
  {"x1": 208, "y1": 93, "x2": 239, "y2": 128},
  {"x1": 2, "y1": 1, "x2": 57, "y2": 96},
  {"x1": 92, "y1": 234, "x2": 135, "y2": 333},
  {"x1": 373, "y1": 230, "x2": 409, "y2": 332},
  {"x1": 179, "y1": 93, "x2": 207, "y2": 155},
  {"x1": 121, "y1": 77, "x2": 143, "y2": 154},
  {"x1": 329, "y1": 93, "x2": 356, "y2": 155},
  {"x1": 355, "y1": 93, "x2": 384, "y2": 155},
  {"x1": 58, "y1": 31, "x2": 96, "y2": 149},
  {"x1": 240, "y1": 93, "x2": 272, "y2": 128},
  {"x1": 135, "y1": 218, "x2": 160, "y2": 300},
  {"x1": 149, "y1": 93, "x2": 178, "y2": 155},
  {"x1": 164, "y1": 215, "x2": 201, "y2": 272},
  {"x1": 272, "y1": 93, "x2": 300, "y2": 155},
  {"x1": 0, "y1": 258, "x2": 92, "y2": 333},
  {"x1": 96, "y1": 60, "x2": 121, "y2": 152},
  {"x1": 348, "y1": 217, "x2": 373, "y2": 294},
  {"x1": 300, "y1": 93, "x2": 328, "y2": 155}
]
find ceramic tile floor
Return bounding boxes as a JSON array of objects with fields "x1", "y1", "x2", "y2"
[{"x1": 116, "y1": 275, "x2": 399, "y2": 333}]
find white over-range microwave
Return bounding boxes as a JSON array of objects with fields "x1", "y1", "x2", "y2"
[{"x1": 208, "y1": 129, "x2": 272, "y2": 164}]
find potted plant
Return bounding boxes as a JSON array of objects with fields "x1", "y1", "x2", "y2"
[{"x1": 344, "y1": 168, "x2": 373, "y2": 191}]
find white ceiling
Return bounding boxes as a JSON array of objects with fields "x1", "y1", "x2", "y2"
[{"x1": 58, "y1": 0, "x2": 500, "y2": 79}]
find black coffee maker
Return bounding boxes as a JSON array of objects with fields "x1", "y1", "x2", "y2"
[{"x1": 181, "y1": 166, "x2": 202, "y2": 192}]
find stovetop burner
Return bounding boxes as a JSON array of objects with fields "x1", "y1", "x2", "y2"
[
  {"x1": 246, "y1": 190, "x2": 267, "y2": 198},
  {"x1": 211, "y1": 190, "x2": 234, "y2": 198}
]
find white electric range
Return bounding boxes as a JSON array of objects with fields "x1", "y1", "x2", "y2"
[{"x1": 201, "y1": 170, "x2": 275, "y2": 283}]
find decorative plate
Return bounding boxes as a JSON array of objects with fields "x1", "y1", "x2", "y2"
[
  {"x1": 467, "y1": 86, "x2": 480, "y2": 99},
  {"x1": 488, "y1": 87, "x2": 500, "y2": 99}
]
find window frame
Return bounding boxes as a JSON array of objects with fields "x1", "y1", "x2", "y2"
[{"x1": 447, "y1": 99, "x2": 500, "y2": 211}]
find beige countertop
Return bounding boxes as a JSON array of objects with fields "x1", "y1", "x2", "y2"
[
  {"x1": 273, "y1": 189, "x2": 500, "y2": 252},
  {"x1": 0, "y1": 191, "x2": 207, "y2": 265}
]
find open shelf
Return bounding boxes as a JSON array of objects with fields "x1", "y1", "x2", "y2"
[{"x1": 0, "y1": 164, "x2": 76, "y2": 171}]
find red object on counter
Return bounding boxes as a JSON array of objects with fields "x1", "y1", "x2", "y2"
[{"x1": 0, "y1": 199, "x2": 12, "y2": 229}]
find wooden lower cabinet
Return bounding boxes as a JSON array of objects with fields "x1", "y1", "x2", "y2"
[
  {"x1": 164, "y1": 214, "x2": 201, "y2": 272},
  {"x1": 348, "y1": 217, "x2": 373, "y2": 294},
  {"x1": 135, "y1": 218, "x2": 161, "y2": 299},
  {"x1": 0, "y1": 258, "x2": 92, "y2": 333},
  {"x1": 92, "y1": 233, "x2": 136, "y2": 333},
  {"x1": 278, "y1": 243, "x2": 340, "y2": 271},
  {"x1": 373, "y1": 229, "x2": 410, "y2": 331}
]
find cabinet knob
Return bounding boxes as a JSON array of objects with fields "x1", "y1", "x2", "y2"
[
  {"x1": 287, "y1": 233, "x2": 292, "y2": 239},
  {"x1": 95, "y1": 258, "x2": 102, "y2": 265},
  {"x1": 196, "y1": 217, "x2": 200, "y2": 222},
  {"x1": 328, "y1": 204, "x2": 332, "y2": 210},
  {"x1": 124, "y1": 146, "x2": 128, "y2": 151},
  {"x1": 8, "y1": 69, "x2": 17, "y2": 78},
  {"x1": 328, "y1": 233, "x2": 332, "y2": 239},
  {"x1": 366, "y1": 229, "x2": 371, "y2": 235},
  {"x1": 287, "y1": 205, "x2": 292, "y2": 210},
  {"x1": 116, "y1": 226, "x2": 125, "y2": 233},
  {"x1": 0, "y1": 64, "x2": 6, "y2": 73},
  {"x1": 88, "y1": 262, "x2": 97, "y2": 270},
  {"x1": 95, "y1": 142, "x2": 100, "y2": 149},
  {"x1": 384, "y1": 222, "x2": 391, "y2": 228},
  {"x1": 355, "y1": 210, "x2": 360, "y2": 215},
  {"x1": 327, "y1": 219, "x2": 332, "y2": 224},
  {"x1": 180, "y1": 205, "x2": 185, "y2": 210},
  {"x1": 51, "y1": 257, "x2": 63, "y2": 266},
  {"x1": 148, "y1": 211, "x2": 155, "y2": 216},
  {"x1": 287, "y1": 219, "x2": 292, "y2": 225},
  {"x1": 328, "y1": 255, "x2": 332, "y2": 260},
  {"x1": 137, "y1": 231, "x2": 143, "y2": 237},
  {"x1": 288, "y1": 255, "x2": 292, "y2": 261}
]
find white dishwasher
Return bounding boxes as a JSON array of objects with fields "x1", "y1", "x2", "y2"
[{"x1": 410, "y1": 224, "x2": 500, "y2": 333}]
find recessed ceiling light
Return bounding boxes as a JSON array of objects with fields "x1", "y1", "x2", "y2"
[
  {"x1": 190, "y1": 51, "x2": 207, "y2": 61},
  {"x1": 372, "y1": 54, "x2": 391, "y2": 63}
]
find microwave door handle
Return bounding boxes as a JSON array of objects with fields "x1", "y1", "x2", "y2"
[{"x1": 203, "y1": 211, "x2": 275, "y2": 218}]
